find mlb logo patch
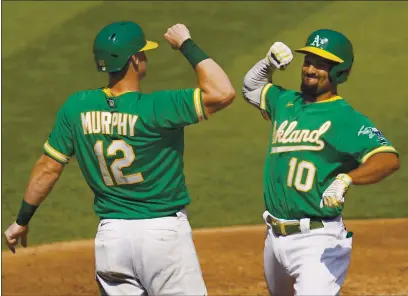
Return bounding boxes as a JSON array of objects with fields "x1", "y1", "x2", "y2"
[{"x1": 107, "y1": 99, "x2": 115, "y2": 108}]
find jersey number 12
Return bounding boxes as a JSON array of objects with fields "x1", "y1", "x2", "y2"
[
  {"x1": 287, "y1": 157, "x2": 316, "y2": 192},
  {"x1": 94, "y1": 140, "x2": 144, "y2": 186}
]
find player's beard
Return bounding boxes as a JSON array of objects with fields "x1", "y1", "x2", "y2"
[
  {"x1": 300, "y1": 81, "x2": 319, "y2": 99},
  {"x1": 300, "y1": 76, "x2": 329, "y2": 101}
]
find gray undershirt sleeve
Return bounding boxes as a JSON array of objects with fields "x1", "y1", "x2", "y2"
[{"x1": 242, "y1": 58, "x2": 274, "y2": 108}]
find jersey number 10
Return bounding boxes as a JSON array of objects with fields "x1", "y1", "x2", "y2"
[
  {"x1": 94, "y1": 140, "x2": 144, "y2": 186},
  {"x1": 287, "y1": 157, "x2": 316, "y2": 192}
]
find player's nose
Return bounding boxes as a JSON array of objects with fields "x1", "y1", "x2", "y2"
[{"x1": 305, "y1": 64, "x2": 317, "y2": 74}]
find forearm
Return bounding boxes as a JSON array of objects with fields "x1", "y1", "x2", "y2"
[
  {"x1": 321, "y1": 153, "x2": 400, "y2": 209},
  {"x1": 16, "y1": 155, "x2": 64, "y2": 226},
  {"x1": 243, "y1": 58, "x2": 272, "y2": 91},
  {"x1": 23, "y1": 157, "x2": 62, "y2": 205},
  {"x1": 242, "y1": 58, "x2": 274, "y2": 106},
  {"x1": 348, "y1": 153, "x2": 400, "y2": 185}
]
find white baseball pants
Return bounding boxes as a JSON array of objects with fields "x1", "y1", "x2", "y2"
[
  {"x1": 263, "y1": 211, "x2": 353, "y2": 296},
  {"x1": 94, "y1": 209, "x2": 207, "y2": 295}
]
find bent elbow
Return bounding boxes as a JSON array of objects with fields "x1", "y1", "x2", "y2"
[
  {"x1": 391, "y1": 156, "x2": 401, "y2": 173},
  {"x1": 202, "y1": 86, "x2": 236, "y2": 115},
  {"x1": 383, "y1": 154, "x2": 401, "y2": 177},
  {"x1": 224, "y1": 87, "x2": 236, "y2": 105},
  {"x1": 217, "y1": 86, "x2": 236, "y2": 107},
  {"x1": 242, "y1": 86, "x2": 249, "y2": 101}
]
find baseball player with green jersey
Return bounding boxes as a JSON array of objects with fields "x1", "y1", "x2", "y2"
[
  {"x1": 4, "y1": 21, "x2": 235, "y2": 295},
  {"x1": 242, "y1": 29, "x2": 400, "y2": 295}
]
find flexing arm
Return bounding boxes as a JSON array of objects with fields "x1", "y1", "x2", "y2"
[
  {"x1": 242, "y1": 42, "x2": 293, "y2": 107},
  {"x1": 4, "y1": 155, "x2": 64, "y2": 253},
  {"x1": 242, "y1": 58, "x2": 273, "y2": 107},
  {"x1": 348, "y1": 152, "x2": 400, "y2": 185},
  {"x1": 195, "y1": 59, "x2": 235, "y2": 115},
  {"x1": 164, "y1": 24, "x2": 235, "y2": 116}
]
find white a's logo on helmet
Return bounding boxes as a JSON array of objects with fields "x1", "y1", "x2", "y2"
[{"x1": 310, "y1": 35, "x2": 328, "y2": 48}]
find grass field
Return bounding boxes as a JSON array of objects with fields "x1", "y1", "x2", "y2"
[{"x1": 2, "y1": 1, "x2": 407, "y2": 247}]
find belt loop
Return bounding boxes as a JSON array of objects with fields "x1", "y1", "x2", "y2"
[
  {"x1": 280, "y1": 224, "x2": 287, "y2": 236},
  {"x1": 262, "y1": 211, "x2": 270, "y2": 225},
  {"x1": 299, "y1": 218, "x2": 311, "y2": 233},
  {"x1": 176, "y1": 207, "x2": 188, "y2": 220}
]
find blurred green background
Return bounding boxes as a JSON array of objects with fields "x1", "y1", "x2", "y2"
[{"x1": 2, "y1": 1, "x2": 407, "y2": 247}]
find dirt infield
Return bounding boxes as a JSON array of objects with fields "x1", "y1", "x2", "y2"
[{"x1": 3, "y1": 218, "x2": 408, "y2": 295}]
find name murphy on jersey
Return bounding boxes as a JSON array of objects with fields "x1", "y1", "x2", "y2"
[{"x1": 81, "y1": 111, "x2": 139, "y2": 136}]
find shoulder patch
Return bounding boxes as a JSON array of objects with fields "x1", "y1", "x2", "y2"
[{"x1": 357, "y1": 125, "x2": 388, "y2": 145}]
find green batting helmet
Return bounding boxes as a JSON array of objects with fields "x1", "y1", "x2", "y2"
[
  {"x1": 295, "y1": 29, "x2": 354, "y2": 84},
  {"x1": 93, "y1": 21, "x2": 158, "y2": 72}
]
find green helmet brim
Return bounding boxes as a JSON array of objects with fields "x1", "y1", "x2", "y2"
[
  {"x1": 140, "y1": 40, "x2": 159, "y2": 52},
  {"x1": 295, "y1": 46, "x2": 344, "y2": 63}
]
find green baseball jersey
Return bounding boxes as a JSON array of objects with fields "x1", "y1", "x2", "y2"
[
  {"x1": 258, "y1": 83, "x2": 398, "y2": 219},
  {"x1": 44, "y1": 87, "x2": 207, "y2": 219}
]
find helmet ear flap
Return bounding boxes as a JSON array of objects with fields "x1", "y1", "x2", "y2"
[
  {"x1": 330, "y1": 67, "x2": 351, "y2": 84},
  {"x1": 329, "y1": 57, "x2": 353, "y2": 84}
]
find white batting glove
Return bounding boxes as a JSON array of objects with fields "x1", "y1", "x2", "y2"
[
  {"x1": 320, "y1": 174, "x2": 353, "y2": 208},
  {"x1": 266, "y1": 42, "x2": 293, "y2": 70}
]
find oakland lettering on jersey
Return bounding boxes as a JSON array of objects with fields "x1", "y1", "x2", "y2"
[
  {"x1": 81, "y1": 111, "x2": 138, "y2": 136},
  {"x1": 271, "y1": 120, "x2": 331, "y2": 153}
]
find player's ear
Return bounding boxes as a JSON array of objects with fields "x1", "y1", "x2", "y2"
[
  {"x1": 130, "y1": 55, "x2": 139, "y2": 65},
  {"x1": 128, "y1": 55, "x2": 139, "y2": 72}
]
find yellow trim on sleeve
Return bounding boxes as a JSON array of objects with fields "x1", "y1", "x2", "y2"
[
  {"x1": 260, "y1": 83, "x2": 273, "y2": 111},
  {"x1": 259, "y1": 83, "x2": 273, "y2": 121},
  {"x1": 194, "y1": 88, "x2": 206, "y2": 121},
  {"x1": 361, "y1": 146, "x2": 398, "y2": 163},
  {"x1": 44, "y1": 141, "x2": 70, "y2": 163}
]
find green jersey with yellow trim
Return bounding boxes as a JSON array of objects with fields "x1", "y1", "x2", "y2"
[
  {"x1": 258, "y1": 83, "x2": 398, "y2": 219},
  {"x1": 44, "y1": 87, "x2": 206, "y2": 219}
]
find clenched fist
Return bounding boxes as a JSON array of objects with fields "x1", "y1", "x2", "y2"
[
  {"x1": 320, "y1": 174, "x2": 353, "y2": 208},
  {"x1": 164, "y1": 24, "x2": 191, "y2": 50},
  {"x1": 266, "y1": 42, "x2": 293, "y2": 70},
  {"x1": 4, "y1": 222, "x2": 29, "y2": 253}
]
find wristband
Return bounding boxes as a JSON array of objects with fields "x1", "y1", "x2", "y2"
[
  {"x1": 16, "y1": 200, "x2": 39, "y2": 226},
  {"x1": 337, "y1": 173, "x2": 353, "y2": 186},
  {"x1": 179, "y1": 39, "x2": 210, "y2": 68}
]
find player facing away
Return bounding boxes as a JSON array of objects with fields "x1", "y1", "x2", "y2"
[
  {"x1": 4, "y1": 22, "x2": 235, "y2": 295},
  {"x1": 242, "y1": 29, "x2": 400, "y2": 295}
]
